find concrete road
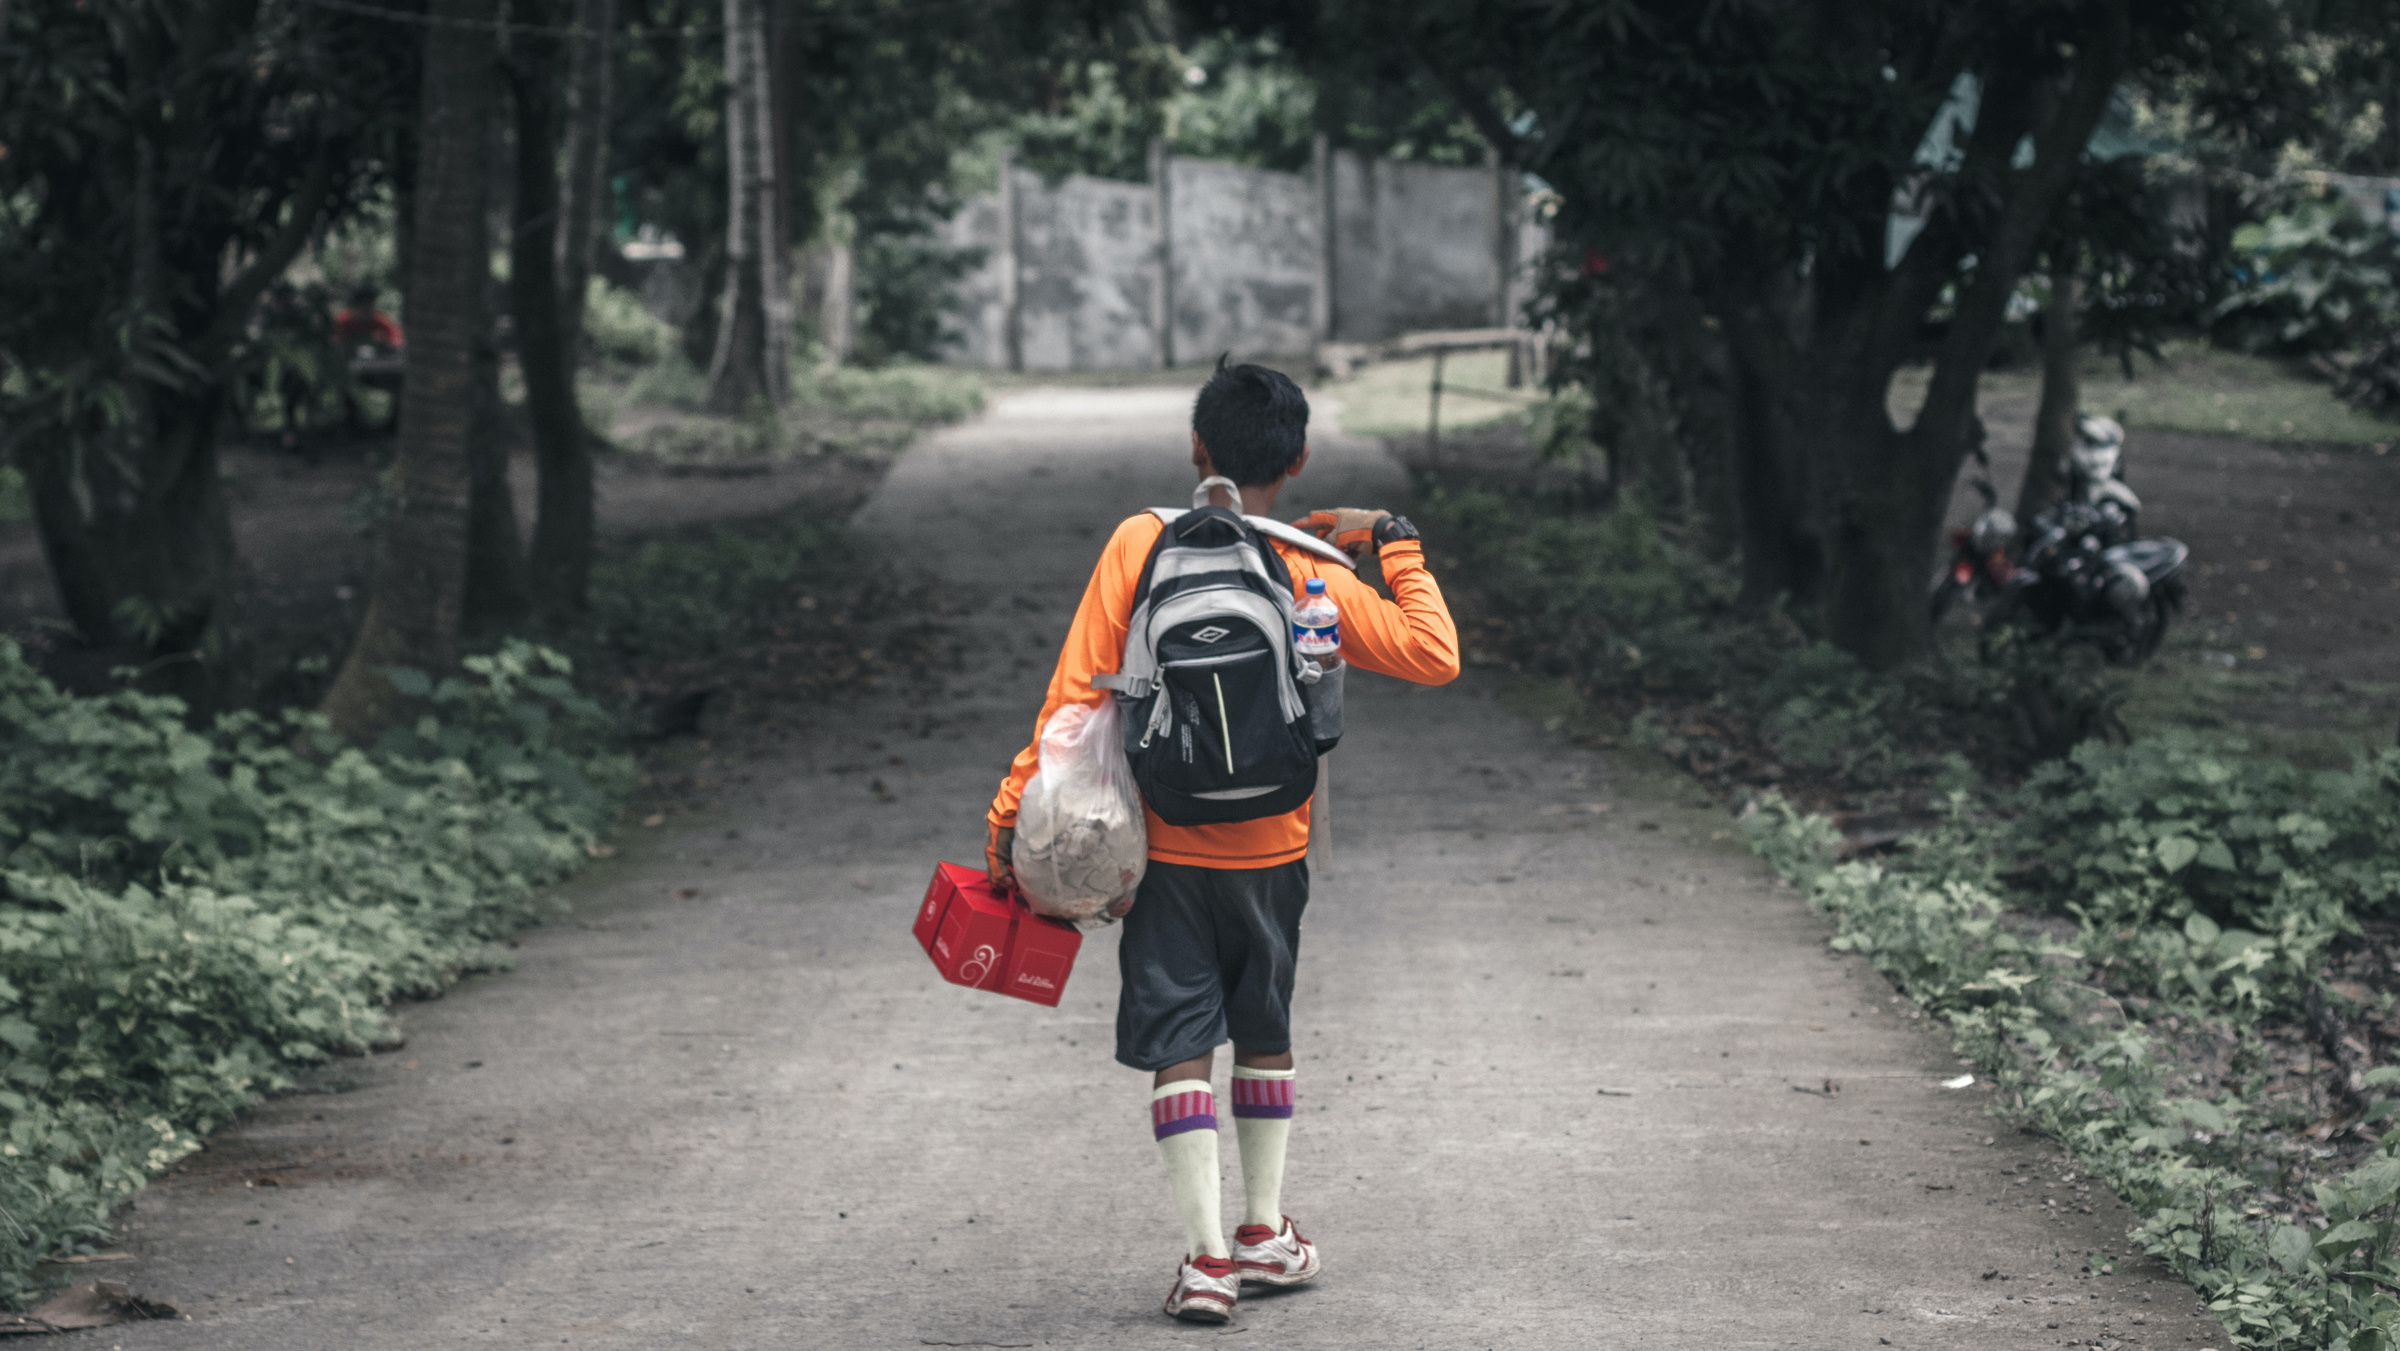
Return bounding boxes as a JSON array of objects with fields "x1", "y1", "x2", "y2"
[{"x1": 110, "y1": 388, "x2": 2224, "y2": 1349}]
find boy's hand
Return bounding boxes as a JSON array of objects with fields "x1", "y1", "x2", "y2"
[
  {"x1": 985, "y1": 823, "x2": 1016, "y2": 895},
  {"x1": 1292, "y1": 508, "x2": 1391, "y2": 560}
]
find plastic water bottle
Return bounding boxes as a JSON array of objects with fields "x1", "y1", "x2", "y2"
[{"x1": 1293, "y1": 578, "x2": 1340, "y2": 669}]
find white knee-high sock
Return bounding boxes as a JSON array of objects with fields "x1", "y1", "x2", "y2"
[
  {"x1": 1230, "y1": 1066, "x2": 1295, "y2": 1229},
  {"x1": 1151, "y1": 1079, "x2": 1227, "y2": 1260}
]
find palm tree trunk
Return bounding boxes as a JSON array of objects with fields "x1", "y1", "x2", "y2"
[
  {"x1": 557, "y1": 0, "x2": 618, "y2": 354},
  {"x1": 321, "y1": 0, "x2": 496, "y2": 739},
  {"x1": 704, "y1": 0, "x2": 787, "y2": 413},
  {"x1": 508, "y1": 23, "x2": 594, "y2": 615}
]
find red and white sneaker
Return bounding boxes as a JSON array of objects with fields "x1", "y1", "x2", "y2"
[
  {"x1": 1232, "y1": 1216, "x2": 1320, "y2": 1287},
  {"x1": 1162, "y1": 1254, "x2": 1240, "y2": 1323}
]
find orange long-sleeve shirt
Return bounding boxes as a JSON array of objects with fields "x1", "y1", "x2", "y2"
[{"x1": 989, "y1": 513, "x2": 1461, "y2": 869}]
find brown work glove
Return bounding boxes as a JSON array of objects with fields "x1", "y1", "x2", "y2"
[
  {"x1": 985, "y1": 822, "x2": 1016, "y2": 896},
  {"x1": 1291, "y1": 508, "x2": 1391, "y2": 561}
]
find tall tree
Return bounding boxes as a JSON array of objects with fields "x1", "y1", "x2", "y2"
[
  {"x1": 558, "y1": 0, "x2": 620, "y2": 356},
  {"x1": 0, "y1": 0, "x2": 405, "y2": 708},
  {"x1": 505, "y1": 1, "x2": 594, "y2": 616},
  {"x1": 321, "y1": 0, "x2": 499, "y2": 738},
  {"x1": 2018, "y1": 268, "x2": 2082, "y2": 522},
  {"x1": 528, "y1": 0, "x2": 617, "y2": 615},
  {"x1": 703, "y1": 0, "x2": 789, "y2": 412}
]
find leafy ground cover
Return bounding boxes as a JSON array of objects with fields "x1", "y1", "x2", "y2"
[{"x1": 0, "y1": 640, "x2": 631, "y2": 1306}]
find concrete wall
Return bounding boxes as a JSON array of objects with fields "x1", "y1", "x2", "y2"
[
  {"x1": 940, "y1": 194, "x2": 1012, "y2": 368},
  {"x1": 1015, "y1": 171, "x2": 1162, "y2": 372},
  {"x1": 940, "y1": 143, "x2": 1544, "y2": 371},
  {"x1": 1167, "y1": 157, "x2": 1319, "y2": 362},
  {"x1": 1328, "y1": 151, "x2": 1503, "y2": 343}
]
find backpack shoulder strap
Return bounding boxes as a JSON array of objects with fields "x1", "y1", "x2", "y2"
[{"x1": 1148, "y1": 508, "x2": 1357, "y2": 571}]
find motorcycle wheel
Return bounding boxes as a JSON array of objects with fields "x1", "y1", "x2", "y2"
[{"x1": 2109, "y1": 590, "x2": 2175, "y2": 666}]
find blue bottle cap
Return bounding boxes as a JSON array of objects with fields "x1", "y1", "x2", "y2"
[{"x1": 1305, "y1": 578, "x2": 1326, "y2": 595}]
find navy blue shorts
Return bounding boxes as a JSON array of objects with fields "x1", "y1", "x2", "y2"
[{"x1": 1114, "y1": 858, "x2": 1309, "y2": 1072}]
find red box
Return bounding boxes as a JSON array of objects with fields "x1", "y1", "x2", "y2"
[{"x1": 916, "y1": 863, "x2": 1082, "y2": 1007}]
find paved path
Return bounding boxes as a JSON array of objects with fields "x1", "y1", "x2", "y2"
[{"x1": 110, "y1": 389, "x2": 2221, "y2": 1349}]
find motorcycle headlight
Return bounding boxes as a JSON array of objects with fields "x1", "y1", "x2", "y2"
[{"x1": 1970, "y1": 508, "x2": 2016, "y2": 557}]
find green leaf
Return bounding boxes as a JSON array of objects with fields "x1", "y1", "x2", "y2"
[
  {"x1": 2267, "y1": 1223, "x2": 2317, "y2": 1273},
  {"x1": 2183, "y1": 913, "x2": 2222, "y2": 947},
  {"x1": 2317, "y1": 1218, "x2": 2381, "y2": 1251},
  {"x1": 2196, "y1": 839, "x2": 2237, "y2": 871},
  {"x1": 2156, "y1": 836, "x2": 2200, "y2": 873}
]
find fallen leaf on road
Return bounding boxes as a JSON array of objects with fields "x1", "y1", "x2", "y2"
[
  {"x1": 675, "y1": 887, "x2": 700, "y2": 899},
  {"x1": 0, "y1": 1281, "x2": 177, "y2": 1333},
  {"x1": 585, "y1": 842, "x2": 618, "y2": 858},
  {"x1": 642, "y1": 813, "x2": 666, "y2": 827},
  {"x1": 44, "y1": 1254, "x2": 129, "y2": 1265},
  {"x1": 1594, "y1": 1088, "x2": 1633, "y2": 1097},
  {"x1": 1550, "y1": 968, "x2": 1584, "y2": 977}
]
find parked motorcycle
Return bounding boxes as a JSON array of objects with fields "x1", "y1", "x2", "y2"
[{"x1": 1931, "y1": 415, "x2": 2190, "y2": 664}]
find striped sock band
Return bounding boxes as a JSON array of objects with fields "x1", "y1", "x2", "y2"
[
  {"x1": 1229, "y1": 1071, "x2": 1295, "y2": 1120},
  {"x1": 1152, "y1": 1082, "x2": 1218, "y2": 1140}
]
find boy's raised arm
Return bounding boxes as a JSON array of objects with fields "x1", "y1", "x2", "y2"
[{"x1": 1321, "y1": 538, "x2": 1461, "y2": 686}]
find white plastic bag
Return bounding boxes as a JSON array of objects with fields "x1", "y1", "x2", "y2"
[{"x1": 1012, "y1": 699, "x2": 1147, "y2": 925}]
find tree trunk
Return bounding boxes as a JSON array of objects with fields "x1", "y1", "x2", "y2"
[
  {"x1": 22, "y1": 391, "x2": 237, "y2": 708},
  {"x1": 465, "y1": 315, "x2": 532, "y2": 629},
  {"x1": 1724, "y1": 342, "x2": 1823, "y2": 616},
  {"x1": 767, "y1": 0, "x2": 799, "y2": 267},
  {"x1": 1811, "y1": 4, "x2": 2131, "y2": 670},
  {"x1": 704, "y1": 0, "x2": 788, "y2": 413},
  {"x1": 321, "y1": 0, "x2": 496, "y2": 740},
  {"x1": 508, "y1": 25, "x2": 594, "y2": 615},
  {"x1": 2016, "y1": 267, "x2": 2081, "y2": 521},
  {"x1": 557, "y1": 0, "x2": 618, "y2": 355}
]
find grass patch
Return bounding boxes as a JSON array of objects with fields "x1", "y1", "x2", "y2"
[
  {"x1": 0, "y1": 467, "x2": 25, "y2": 526},
  {"x1": 1891, "y1": 339, "x2": 2399, "y2": 447},
  {"x1": 1321, "y1": 350, "x2": 1532, "y2": 438},
  {"x1": 590, "y1": 355, "x2": 984, "y2": 462}
]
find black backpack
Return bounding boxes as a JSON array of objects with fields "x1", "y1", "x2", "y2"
[{"x1": 1095, "y1": 504, "x2": 1340, "y2": 827}]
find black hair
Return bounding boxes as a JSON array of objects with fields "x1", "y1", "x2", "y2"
[{"x1": 1191, "y1": 354, "x2": 1308, "y2": 486}]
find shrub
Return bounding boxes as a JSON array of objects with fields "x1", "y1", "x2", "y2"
[
  {"x1": 0, "y1": 639, "x2": 629, "y2": 1304},
  {"x1": 583, "y1": 277, "x2": 678, "y2": 366},
  {"x1": 586, "y1": 516, "x2": 845, "y2": 660}
]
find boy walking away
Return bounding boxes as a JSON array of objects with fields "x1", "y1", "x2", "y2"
[{"x1": 983, "y1": 361, "x2": 1460, "y2": 1323}]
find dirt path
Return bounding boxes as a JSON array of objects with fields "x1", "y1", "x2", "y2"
[{"x1": 106, "y1": 388, "x2": 2224, "y2": 1348}]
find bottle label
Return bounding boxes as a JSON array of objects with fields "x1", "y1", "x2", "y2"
[{"x1": 1294, "y1": 620, "x2": 1339, "y2": 653}]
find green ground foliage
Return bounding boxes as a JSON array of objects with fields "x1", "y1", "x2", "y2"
[
  {"x1": 1745, "y1": 747, "x2": 2400, "y2": 1351},
  {"x1": 586, "y1": 517, "x2": 846, "y2": 662},
  {"x1": 0, "y1": 640, "x2": 630, "y2": 1305},
  {"x1": 1417, "y1": 480, "x2": 2120, "y2": 802}
]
